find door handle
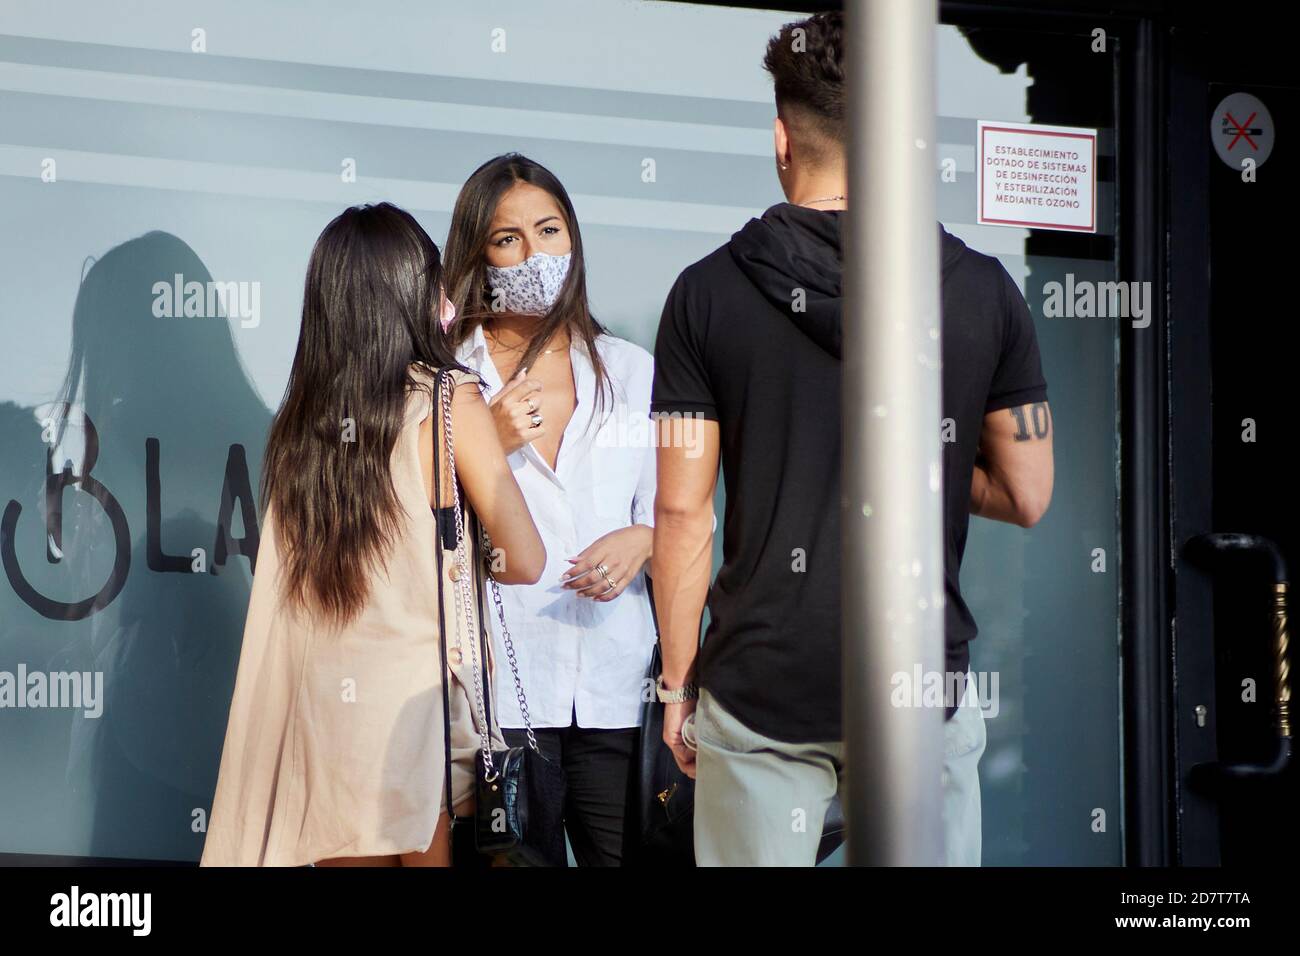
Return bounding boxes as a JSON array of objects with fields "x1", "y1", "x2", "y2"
[{"x1": 1183, "y1": 533, "x2": 1292, "y2": 791}]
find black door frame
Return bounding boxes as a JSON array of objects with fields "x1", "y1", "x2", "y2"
[
  {"x1": 1164, "y1": 21, "x2": 1217, "y2": 867},
  {"x1": 1164, "y1": 13, "x2": 1300, "y2": 867}
]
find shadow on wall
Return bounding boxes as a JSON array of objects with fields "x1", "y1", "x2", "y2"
[{"x1": 0, "y1": 231, "x2": 271, "y2": 861}]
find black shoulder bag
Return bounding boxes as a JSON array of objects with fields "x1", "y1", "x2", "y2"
[
  {"x1": 432, "y1": 368, "x2": 566, "y2": 867},
  {"x1": 627, "y1": 587, "x2": 847, "y2": 866}
]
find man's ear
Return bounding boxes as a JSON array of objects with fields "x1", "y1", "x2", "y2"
[{"x1": 773, "y1": 116, "x2": 792, "y2": 166}]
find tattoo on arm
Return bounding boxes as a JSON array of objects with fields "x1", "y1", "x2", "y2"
[{"x1": 1009, "y1": 402, "x2": 1050, "y2": 442}]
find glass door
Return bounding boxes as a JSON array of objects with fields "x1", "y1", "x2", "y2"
[{"x1": 936, "y1": 19, "x2": 1123, "y2": 865}]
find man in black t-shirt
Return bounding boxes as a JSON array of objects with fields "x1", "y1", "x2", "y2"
[{"x1": 649, "y1": 12, "x2": 1054, "y2": 866}]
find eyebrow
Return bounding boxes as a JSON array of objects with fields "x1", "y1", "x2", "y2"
[{"x1": 489, "y1": 216, "x2": 561, "y2": 238}]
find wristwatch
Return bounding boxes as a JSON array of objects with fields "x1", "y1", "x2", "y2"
[{"x1": 655, "y1": 674, "x2": 699, "y2": 704}]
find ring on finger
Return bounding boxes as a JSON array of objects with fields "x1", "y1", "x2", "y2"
[
  {"x1": 525, "y1": 397, "x2": 537, "y2": 414},
  {"x1": 530, "y1": 413, "x2": 543, "y2": 428}
]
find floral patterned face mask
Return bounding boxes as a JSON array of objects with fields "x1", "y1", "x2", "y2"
[{"x1": 485, "y1": 251, "x2": 572, "y2": 315}]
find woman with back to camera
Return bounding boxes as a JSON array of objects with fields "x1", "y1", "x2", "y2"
[
  {"x1": 200, "y1": 202, "x2": 545, "y2": 867},
  {"x1": 442, "y1": 154, "x2": 658, "y2": 866}
]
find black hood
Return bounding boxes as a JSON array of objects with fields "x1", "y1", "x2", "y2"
[
  {"x1": 940, "y1": 223, "x2": 968, "y2": 275},
  {"x1": 729, "y1": 208, "x2": 969, "y2": 359},
  {"x1": 728, "y1": 203, "x2": 844, "y2": 358}
]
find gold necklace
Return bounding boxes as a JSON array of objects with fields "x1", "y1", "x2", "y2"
[{"x1": 486, "y1": 328, "x2": 568, "y2": 356}]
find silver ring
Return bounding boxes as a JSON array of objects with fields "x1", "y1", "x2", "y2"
[
  {"x1": 530, "y1": 413, "x2": 543, "y2": 428},
  {"x1": 596, "y1": 563, "x2": 610, "y2": 579},
  {"x1": 525, "y1": 397, "x2": 537, "y2": 413}
]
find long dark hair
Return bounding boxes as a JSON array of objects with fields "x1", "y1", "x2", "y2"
[
  {"x1": 443, "y1": 153, "x2": 612, "y2": 421},
  {"x1": 263, "y1": 202, "x2": 459, "y2": 623}
]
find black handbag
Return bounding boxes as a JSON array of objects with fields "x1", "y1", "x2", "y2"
[
  {"x1": 628, "y1": 584, "x2": 847, "y2": 866},
  {"x1": 626, "y1": 638, "x2": 696, "y2": 866},
  {"x1": 466, "y1": 520, "x2": 566, "y2": 867},
  {"x1": 431, "y1": 367, "x2": 566, "y2": 868}
]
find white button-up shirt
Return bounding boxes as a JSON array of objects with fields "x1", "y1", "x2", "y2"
[{"x1": 456, "y1": 324, "x2": 658, "y2": 729}]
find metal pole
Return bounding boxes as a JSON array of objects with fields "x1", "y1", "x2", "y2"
[{"x1": 842, "y1": 0, "x2": 945, "y2": 865}]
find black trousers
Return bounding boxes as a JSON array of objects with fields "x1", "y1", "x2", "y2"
[{"x1": 501, "y1": 709, "x2": 637, "y2": 867}]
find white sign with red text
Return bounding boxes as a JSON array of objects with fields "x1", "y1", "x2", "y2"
[{"x1": 977, "y1": 120, "x2": 1097, "y2": 233}]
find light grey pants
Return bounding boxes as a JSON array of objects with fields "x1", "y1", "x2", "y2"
[{"x1": 692, "y1": 671, "x2": 986, "y2": 866}]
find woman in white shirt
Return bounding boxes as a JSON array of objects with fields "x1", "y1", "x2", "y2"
[{"x1": 442, "y1": 153, "x2": 657, "y2": 866}]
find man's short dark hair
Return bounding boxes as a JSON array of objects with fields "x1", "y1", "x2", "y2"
[{"x1": 762, "y1": 11, "x2": 846, "y2": 163}]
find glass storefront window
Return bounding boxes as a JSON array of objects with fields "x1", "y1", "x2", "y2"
[{"x1": 0, "y1": 2, "x2": 1122, "y2": 864}]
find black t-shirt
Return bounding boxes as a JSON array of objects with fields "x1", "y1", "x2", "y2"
[{"x1": 651, "y1": 204, "x2": 1047, "y2": 742}]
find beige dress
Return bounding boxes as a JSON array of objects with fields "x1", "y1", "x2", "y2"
[{"x1": 200, "y1": 364, "x2": 505, "y2": 867}]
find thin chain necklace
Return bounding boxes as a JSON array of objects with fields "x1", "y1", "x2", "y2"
[
  {"x1": 801, "y1": 194, "x2": 847, "y2": 206},
  {"x1": 486, "y1": 328, "x2": 569, "y2": 356}
]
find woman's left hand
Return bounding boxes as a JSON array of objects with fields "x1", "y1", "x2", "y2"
[{"x1": 560, "y1": 525, "x2": 653, "y2": 602}]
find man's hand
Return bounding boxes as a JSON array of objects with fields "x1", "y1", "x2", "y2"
[
  {"x1": 487, "y1": 369, "x2": 544, "y2": 455},
  {"x1": 662, "y1": 698, "x2": 698, "y2": 779}
]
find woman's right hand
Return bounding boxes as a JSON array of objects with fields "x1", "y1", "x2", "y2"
[
  {"x1": 451, "y1": 378, "x2": 546, "y2": 584},
  {"x1": 487, "y1": 369, "x2": 545, "y2": 455}
]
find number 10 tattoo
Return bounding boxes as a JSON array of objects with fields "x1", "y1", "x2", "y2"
[{"x1": 1009, "y1": 402, "x2": 1050, "y2": 441}]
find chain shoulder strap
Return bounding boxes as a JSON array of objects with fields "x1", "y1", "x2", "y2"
[
  {"x1": 479, "y1": 527, "x2": 539, "y2": 753},
  {"x1": 437, "y1": 369, "x2": 541, "y2": 780}
]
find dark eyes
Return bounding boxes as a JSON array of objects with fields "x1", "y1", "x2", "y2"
[{"x1": 491, "y1": 226, "x2": 561, "y2": 247}]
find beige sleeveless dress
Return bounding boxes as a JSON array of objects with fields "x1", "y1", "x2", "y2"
[{"x1": 199, "y1": 364, "x2": 505, "y2": 867}]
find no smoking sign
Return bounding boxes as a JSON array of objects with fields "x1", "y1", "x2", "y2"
[{"x1": 1212, "y1": 91, "x2": 1274, "y2": 170}]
